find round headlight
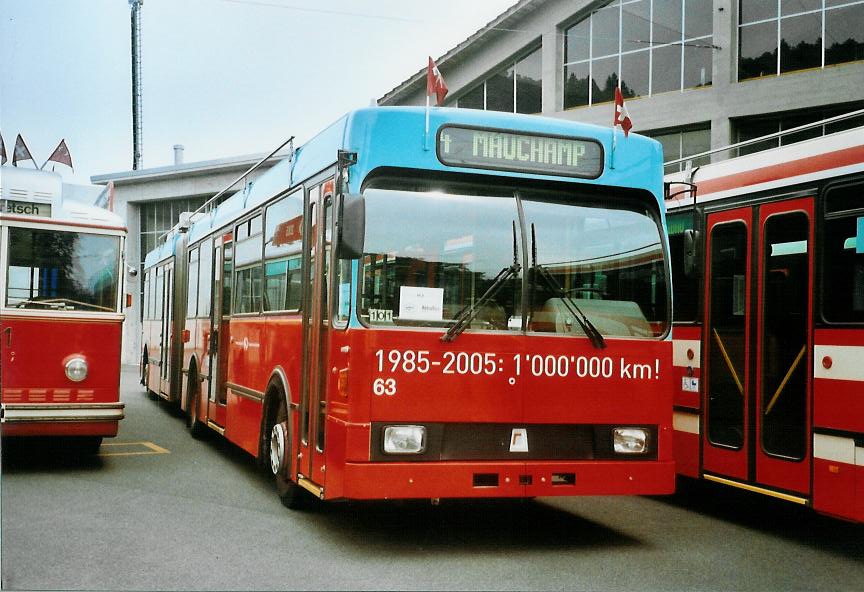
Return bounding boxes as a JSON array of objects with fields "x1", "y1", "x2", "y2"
[{"x1": 65, "y1": 357, "x2": 89, "y2": 382}]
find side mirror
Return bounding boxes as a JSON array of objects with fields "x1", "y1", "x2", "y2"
[
  {"x1": 683, "y1": 229, "x2": 701, "y2": 278},
  {"x1": 336, "y1": 193, "x2": 365, "y2": 260}
]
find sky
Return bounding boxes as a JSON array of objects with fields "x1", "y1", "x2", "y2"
[{"x1": 0, "y1": 0, "x2": 516, "y2": 186}]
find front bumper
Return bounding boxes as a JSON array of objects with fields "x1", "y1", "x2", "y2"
[
  {"x1": 1, "y1": 403, "x2": 125, "y2": 437},
  {"x1": 337, "y1": 459, "x2": 676, "y2": 500}
]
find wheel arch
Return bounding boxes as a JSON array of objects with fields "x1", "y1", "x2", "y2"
[{"x1": 258, "y1": 366, "x2": 293, "y2": 465}]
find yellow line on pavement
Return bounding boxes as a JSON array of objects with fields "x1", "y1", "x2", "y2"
[{"x1": 98, "y1": 441, "x2": 170, "y2": 456}]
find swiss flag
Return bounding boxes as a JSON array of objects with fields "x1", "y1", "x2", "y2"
[
  {"x1": 45, "y1": 139, "x2": 73, "y2": 171},
  {"x1": 427, "y1": 57, "x2": 449, "y2": 106},
  {"x1": 613, "y1": 87, "x2": 633, "y2": 137}
]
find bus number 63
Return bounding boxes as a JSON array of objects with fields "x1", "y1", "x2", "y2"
[{"x1": 373, "y1": 377, "x2": 397, "y2": 396}]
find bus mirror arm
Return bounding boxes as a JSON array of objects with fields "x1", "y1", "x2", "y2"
[
  {"x1": 336, "y1": 193, "x2": 365, "y2": 260},
  {"x1": 683, "y1": 229, "x2": 701, "y2": 278}
]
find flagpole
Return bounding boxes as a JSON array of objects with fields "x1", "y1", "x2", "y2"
[
  {"x1": 424, "y1": 93, "x2": 431, "y2": 151},
  {"x1": 611, "y1": 125, "x2": 617, "y2": 170}
]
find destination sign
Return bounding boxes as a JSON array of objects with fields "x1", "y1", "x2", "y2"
[
  {"x1": 0, "y1": 199, "x2": 52, "y2": 218},
  {"x1": 437, "y1": 126, "x2": 603, "y2": 178}
]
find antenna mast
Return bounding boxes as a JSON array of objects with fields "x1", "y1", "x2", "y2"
[{"x1": 130, "y1": 0, "x2": 144, "y2": 170}]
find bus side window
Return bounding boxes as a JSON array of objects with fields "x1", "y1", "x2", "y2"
[
  {"x1": 667, "y1": 212, "x2": 700, "y2": 323},
  {"x1": 263, "y1": 190, "x2": 303, "y2": 312},
  {"x1": 233, "y1": 214, "x2": 263, "y2": 314},
  {"x1": 199, "y1": 238, "x2": 213, "y2": 318},
  {"x1": 822, "y1": 183, "x2": 864, "y2": 323},
  {"x1": 187, "y1": 246, "x2": 199, "y2": 318},
  {"x1": 222, "y1": 242, "x2": 234, "y2": 316}
]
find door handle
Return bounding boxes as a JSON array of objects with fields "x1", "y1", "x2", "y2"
[{"x1": 3, "y1": 327, "x2": 10, "y2": 347}]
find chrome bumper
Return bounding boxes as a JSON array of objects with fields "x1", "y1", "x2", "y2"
[{"x1": 1, "y1": 403, "x2": 126, "y2": 423}]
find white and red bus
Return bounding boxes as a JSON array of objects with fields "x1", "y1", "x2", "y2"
[
  {"x1": 0, "y1": 165, "x2": 127, "y2": 453},
  {"x1": 666, "y1": 114, "x2": 864, "y2": 522},
  {"x1": 142, "y1": 106, "x2": 675, "y2": 507}
]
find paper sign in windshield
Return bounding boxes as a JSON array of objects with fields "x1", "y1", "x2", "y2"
[{"x1": 399, "y1": 286, "x2": 444, "y2": 321}]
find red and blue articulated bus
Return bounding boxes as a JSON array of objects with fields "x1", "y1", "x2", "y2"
[
  {"x1": 0, "y1": 166, "x2": 127, "y2": 453},
  {"x1": 665, "y1": 111, "x2": 864, "y2": 522},
  {"x1": 142, "y1": 106, "x2": 674, "y2": 508}
]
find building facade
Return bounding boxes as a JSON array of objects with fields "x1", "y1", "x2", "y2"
[{"x1": 379, "y1": 0, "x2": 864, "y2": 171}]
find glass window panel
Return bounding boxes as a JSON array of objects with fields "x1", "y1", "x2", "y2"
[
  {"x1": 781, "y1": 113, "x2": 823, "y2": 145},
  {"x1": 826, "y1": 107, "x2": 864, "y2": 133},
  {"x1": 515, "y1": 48, "x2": 542, "y2": 114},
  {"x1": 825, "y1": 4, "x2": 864, "y2": 66},
  {"x1": 486, "y1": 67, "x2": 515, "y2": 112},
  {"x1": 187, "y1": 248, "x2": 199, "y2": 318},
  {"x1": 591, "y1": 56, "x2": 619, "y2": 104},
  {"x1": 622, "y1": 0, "x2": 650, "y2": 52},
  {"x1": 685, "y1": 0, "x2": 713, "y2": 39},
  {"x1": 652, "y1": 43, "x2": 682, "y2": 93},
  {"x1": 707, "y1": 222, "x2": 748, "y2": 449},
  {"x1": 621, "y1": 50, "x2": 649, "y2": 98},
  {"x1": 736, "y1": 119, "x2": 780, "y2": 156},
  {"x1": 5, "y1": 228, "x2": 121, "y2": 312},
  {"x1": 565, "y1": 18, "x2": 591, "y2": 63},
  {"x1": 667, "y1": 213, "x2": 699, "y2": 322},
  {"x1": 822, "y1": 187, "x2": 864, "y2": 323},
  {"x1": 781, "y1": 0, "x2": 822, "y2": 17},
  {"x1": 653, "y1": 0, "x2": 683, "y2": 44},
  {"x1": 199, "y1": 238, "x2": 213, "y2": 318},
  {"x1": 564, "y1": 62, "x2": 590, "y2": 109},
  {"x1": 684, "y1": 38, "x2": 713, "y2": 87},
  {"x1": 761, "y1": 212, "x2": 809, "y2": 460},
  {"x1": 459, "y1": 84, "x2": 485, "y2": 110},
  {"x1": 780, "y1": 13, "x2": 823, "y2": 73},
  {"x1": 739, "y1": 21, "x2": 778, "y2": 79},
  {"x1": 681, "y1": 128, "x2": 712, "y2": 166},
  {"x1": 740, "y1": 0, "x2": 777, "y2": 24},
  {"x1": 139, "y1": 204, "x2": 151, "y2": 234},
  {"x1": 592, "y1": 5, "x2": 621, "y2": 58},
  {"x1": 654, "y1": 132, "x2": 682, "y2": 173}
]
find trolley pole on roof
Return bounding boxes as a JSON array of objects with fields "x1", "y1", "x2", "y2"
[{"x1": 130, "y1": 0, "x2": 144, "y2": 170}]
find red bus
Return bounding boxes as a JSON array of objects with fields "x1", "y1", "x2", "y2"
[
  {"x1": 1, "y1": 165, "x2": 127, "y2": 453},
  {"x1": 665, "y1": 113, "x2": 864, "y2": 522},
  {"x1": 142, "y1": 106, "x2": 675, "y2": 507}
]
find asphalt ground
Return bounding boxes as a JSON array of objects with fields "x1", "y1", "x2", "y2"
[{"x1": 1, "y1": 367, "x2": 862, "y2": 591}]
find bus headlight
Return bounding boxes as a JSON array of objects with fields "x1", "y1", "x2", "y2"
[
  {"x1": 383, "y1": 425, "x2": 426, "y2": 454},
  {"x1": 65, "y1": 357, "x2": 89, "y2": 382},
  {"x1": 613, "y1": 428, "x2": 648, "y2": 454}
]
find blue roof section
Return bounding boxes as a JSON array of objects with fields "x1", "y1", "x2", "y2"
[
  {"x1": 343, "y1": 107, "x2": 663, "y2": 195},
  {"x1": 144, "y1": 106, "x2": 664, "y2": 267}
]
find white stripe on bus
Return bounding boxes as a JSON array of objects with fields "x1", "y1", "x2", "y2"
[
  {"x1": 672, "y1": 339, "x2": 701, "y2": 368},
  {"x1": 813, "y1": 345, "x2": 864, "y2": 381},
  {"x1": 673, "y1": 410, "x2": 700, "y2": 435},
  {"x1": 813, "y1": 433, "x2": 855, "y2": 465}
]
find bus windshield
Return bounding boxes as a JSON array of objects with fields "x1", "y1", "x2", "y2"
[
  {"x1": 4, "y1": 226, "x2": 121, "y2": 312},
  {"x1": 359, "y1": 180, "x2": 668, "y2": 338}
]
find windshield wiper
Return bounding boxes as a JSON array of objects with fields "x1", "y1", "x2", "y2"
[
  {"x1": 441, "y1": 222, "x2": 520, "y2": 343},
  {"x1": 529, "y1": 224, "x2": 607, "y2": 349}
]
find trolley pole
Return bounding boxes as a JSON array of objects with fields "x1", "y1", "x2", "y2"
[{"x1": 130, "y1": 0, "x2": 144, "y2": 170}]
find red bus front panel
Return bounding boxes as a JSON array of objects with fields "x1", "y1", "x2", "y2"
[{"x1": 1, "y1": 314, "x2": 124, "y2": 437}]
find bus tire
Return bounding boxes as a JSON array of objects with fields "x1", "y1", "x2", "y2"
[
  {"x1": 266, "y1": 391, "x2": 306, "y2": 510},
  {"x1": 187, "y1": 367, "x2": 206, "y2": 439}
]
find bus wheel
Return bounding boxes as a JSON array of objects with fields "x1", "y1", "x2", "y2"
[
  {"x1": 187, "y1": 375, "x2": 206, "y2": 439},
  {"x1": 268, "y1": 395, "x2": 306, "y2": 509}
]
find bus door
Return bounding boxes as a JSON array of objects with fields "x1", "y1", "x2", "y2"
[
  {"x1": 703, "y1": 198, "x2": 813, "y2": 495},
  {"x1": 206, "y1": 235, "x2": 231, "y2": 427},
  {"x1": 160, "y1": 262, "x2": 175, "y2": 397},
  {"x1": 298, "y1": 183, "x2": 332, "y2": 489}
]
